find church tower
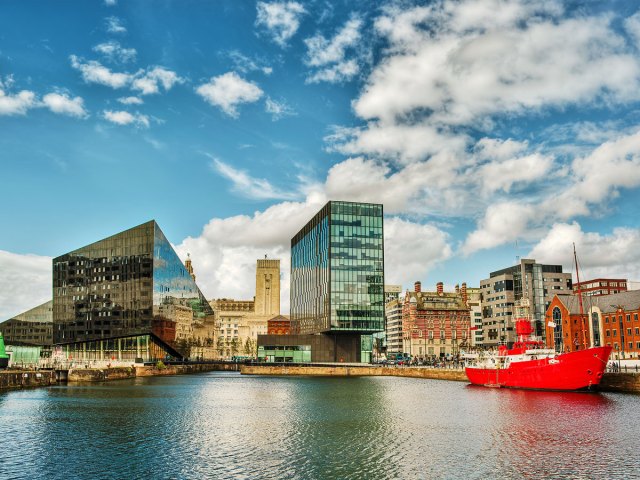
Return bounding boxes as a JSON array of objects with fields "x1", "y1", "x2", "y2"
[
  {"x1": 255, "y1": 257, "x2": 280, "y2": 316},
  {"x1": 184, "y1": 253, "x2": 196, "y2": 282}
]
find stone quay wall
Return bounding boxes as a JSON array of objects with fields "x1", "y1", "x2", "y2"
[
  {"x1": 241, "y1": 365, "x2": 468, "y2": 381},
  {"x1": 600, "y1": 372, "x2": 640, "y2": 393},
  {"x1": 0, "y1": 370, "x2": 57, "y2": 390},
  {"x1": 135, "y1": 363, "x2": 237, "y2": 377},
  {"x1": 68, "y1": 367, "x2": 136, "y2": 382}
]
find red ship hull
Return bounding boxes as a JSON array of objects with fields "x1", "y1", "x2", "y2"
[{"x1": 465, "y1": 346, "x2": 612, "y2": 391}]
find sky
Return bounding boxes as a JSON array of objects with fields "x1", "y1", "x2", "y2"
[{"x1": 2, "y1": 0, "x2": 640, "y2": 319}]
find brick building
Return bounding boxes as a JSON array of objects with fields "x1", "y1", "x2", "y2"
[
  {"x1": 573, "y1": 278, "x2": 628, "y2": 297},
  {"x1": 545, "y1": 290, "x2": 640, "y2": 359},
  {"x1": 402, "y1": 281, "x2": 471, "y2": 359}
]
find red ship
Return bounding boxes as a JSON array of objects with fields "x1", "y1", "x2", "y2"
[{"x1": 464, "y1": 318, "x2": 612, "y2": 391}]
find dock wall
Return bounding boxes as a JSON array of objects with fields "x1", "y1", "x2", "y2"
[
  {"x1": 241, "y1": 365, "x2": 468, "y2": 381},
  {"x1": 0, "y1": 370, "x2": 57, "y2": 390}
]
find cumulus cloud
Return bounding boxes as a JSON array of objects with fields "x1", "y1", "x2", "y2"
[
  {"x1": 256, "y1": 1, "x2": 306, "y2": 47},
  {"x1": 196, "y1": 72, "x2": 263, "y2": 117},
  {"x1": 93, "y1": 41, "x2": 137, "y2": 63},
  {"x1": 384, "y1": 217, "x2": 453, "y2": 286},
  {"x1": 529, "y1": 222, "x2": 640, "y2": 280},
  {"x1": 106, "y1": 16, "x2": 126, "y2": 34},
  {"x1": 42, "y1": 92, "x2": 88, "y2": 118},
  {"x1": 131, "y1": 67, "x2": 184, "y2": 95},
  {"x1": 70, "y1": 55, "x2": 131, "y2": 88},
  {"x1": 103, "y1": 109, "x2": 150, "y2": 127},
  {"x1": 0, "y1": 88, "x2": 37, "y2": 116},
  {"x1": 70, "y1": 56, "x2": 182, "y2": 96},
  {"x1": 304, "y1": 17, "x2": 363, "y2": 83},
  {"x1": 265, "y1": 97, "x2": 296, "y2": 120},
  {"x1": 0, "y1": 250, "x2": 52, "y2": 320},
  {"x1": 117, "y1": 96, "x2": 143, "y2": 105},
  {"x1": 210, "y1": 157, "x2": 298, "y2": 200}
]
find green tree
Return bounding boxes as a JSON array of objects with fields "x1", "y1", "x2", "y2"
[
  {"x1": 216, "y1": 337, "x2": 225, "y2": 356},
  {"x1": 244, "y1": 338, "x2": 256, "y2": 356},
  {"x1": 230, "y1": 338, "x2": 240, "y2": 356}
]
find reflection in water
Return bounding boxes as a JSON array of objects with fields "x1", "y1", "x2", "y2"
[{"x1": 0, "y1": 375, "x2": 639, "y2": 480}]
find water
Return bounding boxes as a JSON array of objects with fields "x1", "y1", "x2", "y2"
[{"x1": 1, "y1": 372, "x2": 639, "y2": 480}]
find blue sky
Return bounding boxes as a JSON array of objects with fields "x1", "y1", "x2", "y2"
[{"x1": 2, "y1": 0, "x2": 640, "y2": 318}]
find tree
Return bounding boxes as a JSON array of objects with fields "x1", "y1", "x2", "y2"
[
  {"x1": 230, "y1": 338, "x2": 240, "y2": 356},
  {"x1": 216, "y1": 337, "x2": 225, "y2": 357},
  {"x1": 244, "y1": 338, "x2": 256, "y2": 356}
]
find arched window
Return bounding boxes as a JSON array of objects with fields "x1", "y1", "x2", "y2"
[
  {"x1": 553, "y1": 307, "x2": 563, "y2": 351},
  {"x1": 591, "y1": 312, "x2": 601, "y2": 347}
]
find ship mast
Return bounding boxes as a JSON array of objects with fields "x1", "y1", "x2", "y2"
[{"x1": 573, "y1": 243, "x2": 588, "y2": 349}]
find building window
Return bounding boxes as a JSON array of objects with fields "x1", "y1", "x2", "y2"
[{"x1": 552, "y1": 307, "x2": 563, "y2": 351}]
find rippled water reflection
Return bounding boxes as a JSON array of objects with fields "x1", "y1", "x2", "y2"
[{"x1": 1, "y1": 373, "x2": 639, "y2": 479}]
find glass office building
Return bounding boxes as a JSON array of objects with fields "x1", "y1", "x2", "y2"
[
  {"x1": 53, "y1": 220, "x2": 214, "y2": 362},
  {"x1": 285, "y1": 201, "x2": 384, "y2": 362}
]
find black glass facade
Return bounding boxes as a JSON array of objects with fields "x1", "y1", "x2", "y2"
[
  {"x1": 291, "y1": 201, "x2": 384, "y2": 335},
  {"x1": 53, "y1": 221, "x2": 214, "y2": 362}
]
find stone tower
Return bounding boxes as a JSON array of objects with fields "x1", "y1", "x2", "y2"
[
  {"x1": 255, "y1": 258, "x2": 280, "y2": 316},
  {"x1": 184, "y1": 253, "x2": 196, "y2": 282}
]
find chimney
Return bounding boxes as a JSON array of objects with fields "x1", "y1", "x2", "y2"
[
  {"x1": 455, "y1": 284, "x2": 460, "y2": 294},
  {"x1": 414, "y1": 281, "x2": 421, "y2": 293},
  {"x1": 437, "y1": 282, "x2": 444, "y2": 295},
  {"x1": 461, "y1": 282, "x2": 468, "y2": 303}
]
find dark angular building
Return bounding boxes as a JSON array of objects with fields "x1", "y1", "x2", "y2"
[
  {"x1": 53, "y1": 220, "x2": 215, "y2": 362},
  {"x1": 0, "y1": 300, "x2": 53, "y2": 346},
  {"x1": 259, "y1": 201, "x2": 385, "y2": 363}
]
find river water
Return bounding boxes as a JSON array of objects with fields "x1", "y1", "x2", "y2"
[{"x1": 1, "y1": 372, "x2": 639, "y2": 479}]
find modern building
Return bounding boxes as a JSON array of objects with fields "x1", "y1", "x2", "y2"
[
  {"x1": 259, "y1": 201, "x2": 385, "y2": 363},
  {"x1": 402, "y1": 281, "x2": 472, "y2": 359},
  {"x1": 0, "y1": 300, "x2": 53, "y2": 346},
  {"x1": 210, "y1": 258, "x2": 281, "y2": 358},
  {"x1": 385, "y1": 298, "x2": 403, "y2": 354},
  {"x1": 374, "y1": 284, "x2": 402, "y2": 359},
  {"x1": 52, "y1": 220, "x2": 216, "y2": 363},
  {"x1": 573, "y1": 278, "x2": 628, "y2": 297},
  {"x1": 546, "y1": 290, "x2": 640, "y2": 360},
  {"x1": 480, "y1": 259, "x2": 572, "y2": 347},
  {"x1": 466, "y1": 287, "x2": 483, "y2": 347}
]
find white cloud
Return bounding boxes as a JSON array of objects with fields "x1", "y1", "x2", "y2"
[
  {"x1": 304, "y1": 17, "x2": 363, "y2": 83},
  {"x1": 529, "y1": 222, "x2": 640, "y2": 280},
  {"x1": 70, "y1": 55, "x2": 131, "y2": 88},
  {"x1": 93, "y1": 41, "x2": 137, "y2": 63},
  {"x1": 477, "y1": 153, "x2": 553, "y2": 194},
  {"x1": 117, "y1": 96, "x2": 143, "y2": 105},
  {"x1": 228, "y1": 50, "x2": 273, "y2": 75},
  {"x1": 462, "y1": 201, "x2": 537, "y2": 255},
  {"x1": 103, "y1": 109, "x2": 150, "y2": 128},
  {"x1": 256, "y1": 1, "x2": 306, "y2": 47},
  {"x1": 0, "y1": 88, "x2": 37, "y2": 116},
  {"x1": 42, "y1": 92, "x2": 89, "y2": 118},
  {"x1": 0, "y1": 250, "x2": 51, "y2": 320},
  {"x1": 196, "y1": 72, "x2": 263, "y2": 117},
  {"x1": 131, "y1": 67, "x2": 183, "y2": 95},
  {"x1": 106, "y1": 16, "x2": 126, "y2": 34},
  {"x1": 265, "y1": 97, "x2": 296, "y2": 120},
  {"x1": 210, "y1": 157, "x2": 298, "y2": 200},
  {"x1": 104, "y1": 0, "x2": 117, "y2": 5},
  {"x1": 384, "y1": 217, "x2": 452, "y2": 286}
]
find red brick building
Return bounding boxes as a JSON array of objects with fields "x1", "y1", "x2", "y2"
[
  {"x1": 546, "y1": 291, "x2": 640, "y2": 359},
  {"x1": 573, "y1": 278, "x2": 627, "y2": 297},
  {"x1": 402, "y1": 281, "x2": 471, "y2": 359},
  {"x1": 545, "y1": 295, "x2": 591, "y2": 352},
  {"x1": 267, "y1": 315, "x2": 291, "y2": 335}
]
